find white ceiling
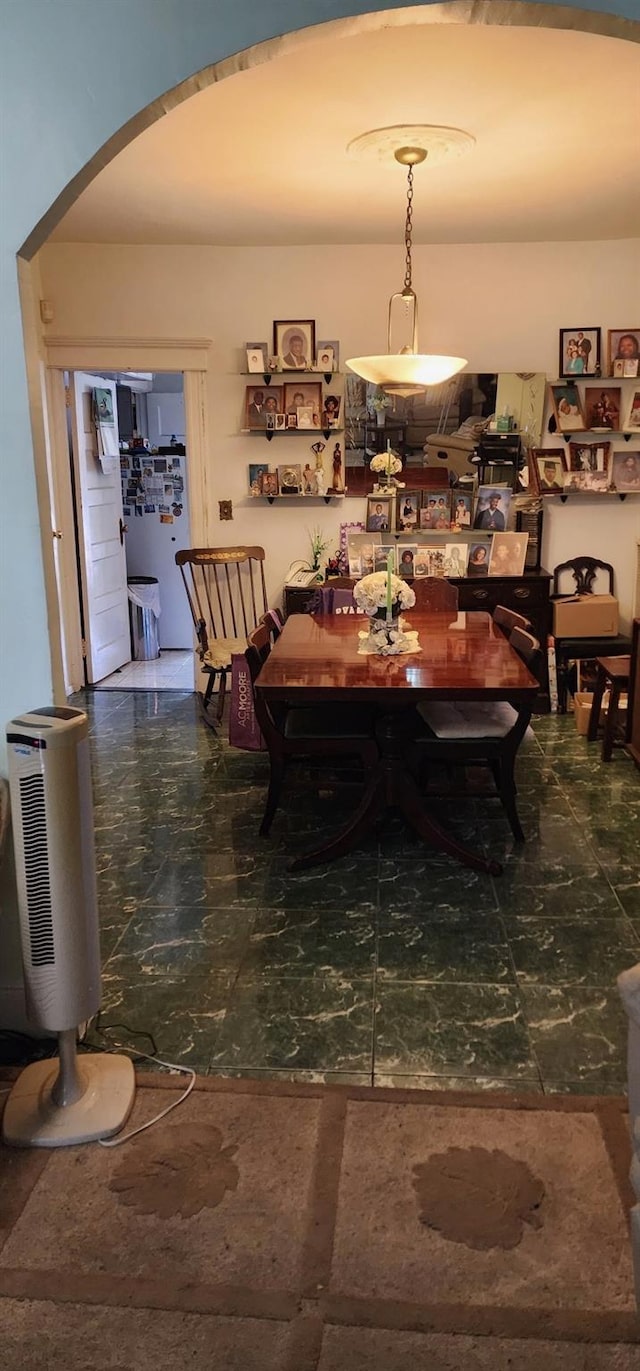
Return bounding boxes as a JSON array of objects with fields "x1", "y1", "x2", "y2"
[{"x1": 51, "y1": 22, "x2": 640, "y2": 246}]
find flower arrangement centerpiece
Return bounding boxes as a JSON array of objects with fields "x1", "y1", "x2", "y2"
[
  {"x1": 370, "y1": 444, "x2": 404, "y2": 491},
  {"x1": 353, "y1": 565, "x2": 418, "y2": 656},
  {"x1": 308, "y1": 525, "x2": 330, "y2": 572},
  {"x1": 370, "y1": 389, "x2": 392, "y2": 427}
]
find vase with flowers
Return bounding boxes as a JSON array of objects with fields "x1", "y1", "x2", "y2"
[
  {"x1": 352, "y1": 567, "x2": 417, "y2": 656},
  {"x1": 370, "y1": 444, "x2": 404, "y2": 492},
  {"x1": 370, "y1": 390, "x2": 392, "y2": 428}
]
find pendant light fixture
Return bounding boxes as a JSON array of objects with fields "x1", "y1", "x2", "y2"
[{"x1": 346, "y1": 138, "x2": 468, "y2": 395}]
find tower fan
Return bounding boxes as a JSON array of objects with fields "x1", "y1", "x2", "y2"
[{"x1": 3, "y1": 707, "x2": 135, "y2": 1147}]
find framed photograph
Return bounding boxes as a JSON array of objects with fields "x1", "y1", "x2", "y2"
[
  {"x1": 451, "y1": 491, "x2": 472, "y2": 527},
  {"x1": 245, "y1": 384, "x2": 282, "y2": 430},
  {"x1": 473, "y1": 486, "x2": 512, "y2": 532},
  {"x1": 549, "y1": 382, "x2": 585, "y2": 433},
  {"x1": 246, "y1": 343, "x2": 268, "y2": 373},
  {"x1": 374, "y1": 543, "x2": 397, "y2": 573},
  {"x1": 347, "y1": 534, "x2": 377, "y2": 578},
  {"x1": 322, "y1": 393, "x2": 341, "y2": 428},
  {"x1": 287, "y1": 413, "x2": 297, "y2": 429},
  {"x1": 565, "y1": 442, "x2": 611, "y2": 491},
  {"x1": 260, "y1": 470, "x2": 278, "y2": 497},
  {"x1": 611, "y1": 450, "x2": 640, "y2": 492},
  {"x1": 396, "y1": 489, "x2": 421, "y2": 531},
  {"x1": 420, "y1": 490, "x2": 451, "y2": 529},
  {"x1": 93, "y1": 387, "x2": 114, "y2": 424},
  {"x1": 443, "y1": 542, "x2": 469, "y2": 577},
  {"x1": 489, "y1": 532, "x2": 529, "y2": 577},
  {"x1": 316, "y1": 340, "x2": 339, "y2": 371},
  {"x1": 275, "y1": 413, "x2": 286, "y2": 430},
  {"x1": 625, "y1": 389, "x2": 640, "y2": 431},
  {"x1": 558, "y1": 327, "x2": 601, "y2": 378},
  {"x1": 583, "y1": 386, "x2": 621, "y2": 431},
  {"x1": 274, "y1": 320, "x2": 315, "y2": 370},
  {"x1": 467, "y1": 540, "x2": 492, "y2": 576},
  {"x1": 249, "y1": 462, "x2": 269, "y2": 495},
  {"x1": 427, "y1": 547, "x2": 447, "y2": 577},
  {"x1": 296, "y1": 405, "x2": 315, "y2": 430},
  {"x1": 413, "y1": 548, "x2": 431, "y2": 578},
  {"x1": 284, "y1": 381, "x2": 322, "y2": 427},
  {"x1": 533, "y1": 448, "x2": 567, "y2": 493},
  {"x1": 607, "y1": 329, "x2": 640, "y2": 375},
  {"x1": 277, "y1": 464, "x2": 302, "y2": 494},
  {"x1": 398, "y1": 545, "x2": 418, "y2": 579},
  {"x1": 366, "y1": 494, "x2": 393, "y2": 533}
]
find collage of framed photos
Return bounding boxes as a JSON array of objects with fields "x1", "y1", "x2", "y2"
[
  {"x1": 244, "y1": 381, "x2": 341, "y2": 432},
  {"x1": 531, "y1": 443, "x2": 640, "y2": 494},
  {"x1": 558, "y1": 327, "x2": 639, "y2": 380},
  {"x1": 347, "y1": 529, "x2": 529, "y2": 581},
  {"x1": 549, "y1": 380, "x2": 640, "y2": 436},
  {"x1": 365, "y1": 485, "x2": 514, "y2": 535}
]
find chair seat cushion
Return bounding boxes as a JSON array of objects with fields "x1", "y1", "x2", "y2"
[
  {"x1": 417, "y1": 700, "x2": 519, "y2": 739},
  {"x1": 202, "y1": 638, "x2": 247, "y2": 670},
  {"x1": 284, "y1": 705, "x2": 374, "y2": 741}
]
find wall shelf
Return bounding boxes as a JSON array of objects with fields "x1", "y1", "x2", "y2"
[
  {"x1": 242, "y1": 427, "x2": 343, "y2": 442},
  {"x1": 241, "y1": 370, "x2": 339, "y2": 386},
  {"x1": 251, "y1": 493, "x2": 346, "y2": 505}
]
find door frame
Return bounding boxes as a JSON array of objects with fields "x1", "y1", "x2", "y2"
[{"x1": 43, "y1": 335, "x2": 211, "y2": 694}]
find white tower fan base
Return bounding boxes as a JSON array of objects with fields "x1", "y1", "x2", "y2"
[{"x1": 2, "y1": 1030, "x2": 135, "y2": 1148}]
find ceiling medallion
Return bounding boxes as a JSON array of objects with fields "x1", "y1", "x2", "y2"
[{"x1": 347, "y1": 124, "x2": 475, "y2": 167}]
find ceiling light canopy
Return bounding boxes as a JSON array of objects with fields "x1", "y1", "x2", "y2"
[{"x1": 346, "y1": 129, "x2": 470, "y2": 395}]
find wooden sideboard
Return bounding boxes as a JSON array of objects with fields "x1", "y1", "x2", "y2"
[
  {"x1": 627, "y1": 618, "x2": 640, "y2": 770},
  {"x1": 284, "y1": 568, "x2": 552, "y2": 705}
]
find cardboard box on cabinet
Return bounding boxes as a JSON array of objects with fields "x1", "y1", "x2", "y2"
[{"x1": 552, "y1": 593, "x2": 619, "y2": 638}]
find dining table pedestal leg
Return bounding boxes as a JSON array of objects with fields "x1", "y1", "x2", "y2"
[{"x1": 290, "y1": 713, "x2": 502, "y2": 876}]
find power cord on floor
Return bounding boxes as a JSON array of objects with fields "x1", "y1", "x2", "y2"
[{"x1": 93, "y1": 1014, "x2": 195, "y2": 1148}]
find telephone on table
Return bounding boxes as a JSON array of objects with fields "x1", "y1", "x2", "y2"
[{"x1": 285, "y1": 561, "x2": 322, "y2": 589}]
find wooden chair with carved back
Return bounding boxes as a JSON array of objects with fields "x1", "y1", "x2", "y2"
[
  {"x1": 176, "y1": 546, "x2": 268, "y2": 726},
  {"x1": 552, "y1": 556, "x2": 631, "y2": 712}
]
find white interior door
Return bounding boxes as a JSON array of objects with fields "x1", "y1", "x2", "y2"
[{"x1": 70, "y1": 372, "x2": 130, "y2": 683}]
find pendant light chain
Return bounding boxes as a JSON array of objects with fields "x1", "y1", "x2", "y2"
[{"x1": 403, "y1": 164, "x2": 414, "y2": 291}]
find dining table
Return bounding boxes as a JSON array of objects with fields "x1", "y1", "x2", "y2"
[{"x1": 254, "y1": 609, "x2": 539, "y2": 875}]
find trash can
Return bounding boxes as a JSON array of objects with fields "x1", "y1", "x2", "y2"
[{"x1": 127, "y1": 576, "x2": 160, "y2": 661}]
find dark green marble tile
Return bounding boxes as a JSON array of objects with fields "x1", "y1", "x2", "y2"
[
  {"x1": 542, "y1": 1079, "x2": 627, "y2": 1097},
  {"x1": 97, "y1": 971, "x2": 234, "y2": 1072},
  {"x1": 208, "y1": 974, "x2": 375, "y2": 1073},
  {"x1": 377, "y1": 912, "x2": 513, "y2": 983},
  {"x1": 508, "y1": 916, "x2": 640, "y2": 987},
  {"x1": 373, "y1": 1073, "x2": 543, "y2": 1094},
  {"x1": 378, "y1": 859, "x2": 498, "y2": 915},
  {"x1": 239, "y1": 907, "x2": 375, "y2": 978},
  {"x1": 262, "y1": 858, "x2": 378, "y2": 913},
  {"x1": 378, "y1": 803, "x2": 484, "y2": 861},
  {"x1": 142, "y1": 850, "x2": 269, "y2": 908},
  {"x1": 521, "y1": 985, "x2": 628, "y2": 1090},
  {"x1": 96, "y1": 845, "x2": 164, "y2": 913},
  {"x1": 585, "y1": 822, "x2": 640, "y2": 865},
  {"x1": 493, "y1": 864, "x2": 621, "y2": 919},
  {"x1": 374, "y1": 982, "x2": 535, "y2": 1079},
  {"x1": 104, "y1": 905, "x2": 254, "y2": 978},
  {"x1": 611, "y1": 866, "x2": 640, "y2": 917},
  {"x1": 207, "y1": 1068, "x2": 372, "y2": 1085}
]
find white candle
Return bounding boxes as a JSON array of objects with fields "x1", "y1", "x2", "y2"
[{"x1": 386, "y1": 550, "x2": 394, "y2": 622}]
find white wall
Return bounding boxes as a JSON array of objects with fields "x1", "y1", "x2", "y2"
[{"x1": 40, "y1": 239, "x2": 640, "y2": 627}]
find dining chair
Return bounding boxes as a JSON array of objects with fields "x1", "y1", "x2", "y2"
[
  {"x1": 260, "y1": 608, "x2": 285, "y2": 643},
  {"x1": 245, "y1": 624, "x2": 378, "y2": 835},
  {"x1": 176, "y1": 546, "x2": 268, "y2": 726},
  {"x1": 411, "y1": 578, "x2": 459, "y2": 614},
  {"x1": 412, "y1": 628, "x2": 542, "y2": 842},
  {"x1": 493, "y1": 604, "x2": 532, "y2": 637}
]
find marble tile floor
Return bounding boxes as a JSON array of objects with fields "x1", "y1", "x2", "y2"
[
  {"x1": 98, "y1": 650, "x2": 193, "y2": 691},
  {"x1": 41, "y1": 688, "x2": 640, "y2": 1093}
]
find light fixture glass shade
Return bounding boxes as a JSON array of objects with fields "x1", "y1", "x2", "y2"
[{"x1": 346, "y1": 353, "x2": 467, "y2": 388}]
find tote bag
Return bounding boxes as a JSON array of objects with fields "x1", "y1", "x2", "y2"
[{"x1": 228, "y1": 654, "x2": 265, "y2": 751}]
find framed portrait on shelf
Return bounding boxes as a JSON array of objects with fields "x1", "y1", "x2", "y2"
[
  {"x1": 396, "y1": 489, "x2": 421, "y2": 531},
  {"x1": 322, "y1": 394, "x2": 341, "y2": 428},
  {"x1": 245, "y1": 343, "x2": 268, "y2": 373},
  {"x1": 583, "y1": 386, "x2": 621, "y2": 431},
  {"x1": 420, "y1": 490, "x2": 451, "y2": 529},
  {"x1": 533, "y1": 448, "x2": 567, "y2": 493},
  {"x1": 549, "y1": 382, "x2": 586, "y2": 433},
  {"x1": 374, "y1": 543, "x2": 397, "y2": 573},
  {"x1": 248, "y1": 463, "x2": 269, "y2": 495},
  {"x1": 347, "y1": 534, "x2": 376, "y2": 578},
  {"x1": 566, "y1": 441, "x2": 611, "y2": 491},
  {"x1": 275, "y1": 413, "x2": 286, "y2": 430},
  {"x1": 473, "y1": 486, "x2": 512, "y2": 532},
  {"x1": 451, "y1": 491, "x2": 472, "y2": 527},
  {"x1": 245, "y1": 384, "x2": 282, "y2": 430},
  {"x1": 611, "y1": 450, "x2": 640, "y2": 491},
  {"x1": 488, "y1": 532, "x2": 529, "y2": 578},
  {"x1": 274, "y1": 319, "x2": 316, "y2": 370},
  {"x1": 558, "y1": 327, "x2": 601, "y2": 378},
  {"x1": 316, "y1": 340, "x2": 339, "y2": 371},
  {"x1": 284, "y1": 381, "x2": 322, "y2": 427},
  {"x1": 296, "y1": 406, "x2": 315, "y2": 430},
  {"x1": 625, "y1": 389, "x2": 640, "y2": 431},
  {"x1": 366, "y1": 494, "x2": 393, "y2": 533},
  {"x1": 467, "y1": 541, "x2": 492, "y2": 577},
  {"x1": 443, "y1": 542, "x2": 469, "y2": 577},
  {"x1": 426, "y1": 547, "x2": 447, "y2": 577},
  {"x1": 277, "y1": 464, "x2": 303, "y2": 494},
  {"x1": 413, "y1": 548, "x2": 431, "y2": 578},
  {"x1": 398, "y1": 545, "x2": 418, "y2": 579},
  {"x1": 607, "y1": 329, "x2": 640, "y2": 376},
  {"x1": 260, "y1": 470, "x2": 279, "y2": 497}
]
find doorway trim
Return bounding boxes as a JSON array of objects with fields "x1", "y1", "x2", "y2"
[{"x1": 43, "y1": 335, "x2": 211, "y2": 695}]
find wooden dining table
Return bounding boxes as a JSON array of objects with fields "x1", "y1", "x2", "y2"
[{"x1": 255, "y1": 610, "x2": 539, "y2": 875}]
